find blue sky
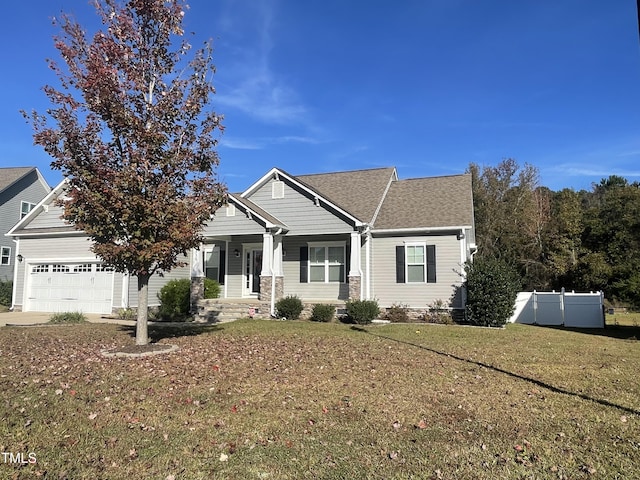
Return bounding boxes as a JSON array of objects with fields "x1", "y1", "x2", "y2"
[{"x1": 2, "y1": 0, "x2": 640, "y2": 193}]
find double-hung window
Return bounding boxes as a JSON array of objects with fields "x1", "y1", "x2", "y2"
[
  {"x1": 308, "y1": 243, "x2": 345, "y2": 283},
  {"x1": 406, "y1": 244, "x2": 426, "y2": 282},
  {"x1": 396, "y1": 243, "x2": 436, "y2": 284},
  {"x1": 1, "y1": 247, "x2": 10, "y2": 266}
]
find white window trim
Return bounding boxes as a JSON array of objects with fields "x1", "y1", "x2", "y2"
[
  {"x1": 1, "y1": 246, "x2": 11, "y2": 266},
  {"x1": 308, "y1": 241, "x2": 346, "y2": 283},
  {"x1": 203, "y1": 246, "x2": 221, "y2": 281},
  {"x1": 405, "y1": 242, "x2": 427, "y2": 284},
  {"x1": 20, "y1": 201, "x2": 36, "y2": 219}
]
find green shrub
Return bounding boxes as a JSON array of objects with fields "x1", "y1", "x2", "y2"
[
  {"x1": 204, "y1": 278, "x2": 221, "y2": 299},
  {"x1": 464, "y1": 258, "x2": 520, "y2": 327},
  {"x1": 49, "y1": 312, "x2": 87, "y2": 324},
  {"x1": 158, "y1": 278, "x2": 191, "y2": 320},
  {"x1": 0, "y1": 280, "x2": 12, "y2": 306},
  {"x1": 385, "y1": 303, "x2": 409, "y2": 323},
  {"x1": 346, "y1": 299, "x2": 380, "y2": 324},
  {"x1": 275, "y1": 295, "x2": 304, "y2": 320},
  {"x1": 311, "y1": 303, "x2": 335, "y2": 322}
]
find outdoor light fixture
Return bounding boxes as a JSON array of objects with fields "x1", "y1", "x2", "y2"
[
  {"x1": 17, "y1": 254, "x2": 23, "y2": 263},
  {"x1": 234, "y1": 249, "x2": 240, "y2": 257}
]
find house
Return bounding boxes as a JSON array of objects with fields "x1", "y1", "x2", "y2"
[
  {"x1": 7, "y1": 166, "x2": 476, "y2": 317},
  {"x1": 0, "y1": 167, "x2": 50, "y2": 283},
  {"x1": 194, "y1": 166, "x2": 476, "y2": 318}
]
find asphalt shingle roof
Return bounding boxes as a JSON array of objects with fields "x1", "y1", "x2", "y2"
[
  {"x1": 0, "y1": 167, "x2": 35, "y2": 194},
  {"x1": 373, "y1": 174, "x2": 474, "y2": 230},
  {"x1": 294, "y1": 167, "x2": 396, "y2": 223}
]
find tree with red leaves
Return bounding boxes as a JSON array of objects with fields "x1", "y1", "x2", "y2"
[{"x1": 23, "y1": 0, "x2": 226, "y2": 345}]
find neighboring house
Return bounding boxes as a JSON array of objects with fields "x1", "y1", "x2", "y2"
[
  {"x1": 8, "y1": 166, "x2": 476, "y2": 316},
  {"x1": 0, "y1": 167, "x2": 50, "y2": 282}
]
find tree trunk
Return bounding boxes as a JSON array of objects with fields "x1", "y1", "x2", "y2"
[{"x1": 136, "y1": 273, "x2": 151, "y2": 345}]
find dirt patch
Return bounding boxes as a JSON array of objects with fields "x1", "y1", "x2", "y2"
[{"x1": 100, "y1": 343, "x2": 179, "y2": 358}]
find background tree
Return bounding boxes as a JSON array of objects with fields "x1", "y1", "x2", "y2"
[
  {"x1": 24, "y1": 0, "x2": 225, "y2": 345},
  {"x1": 468, "y1": 159, "x2": 552, "y2": 289}
]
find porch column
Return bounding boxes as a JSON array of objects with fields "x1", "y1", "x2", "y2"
[
  {"x1": 259, "y1": 233, "x2": 273, "y2": 302},
  {"x1": 348, "y1": 231, "x2": 362, "y2": 300},
  {"x1": 190, "y1": 246, "x2": 205, "y2": 314}
]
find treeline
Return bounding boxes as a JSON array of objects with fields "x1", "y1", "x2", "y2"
[{"x1": 469, "y1": 159, "x2": 640, "y2": 308}]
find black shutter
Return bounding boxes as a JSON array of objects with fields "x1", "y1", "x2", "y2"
[
  {"x1": 219, "y1": 250, "x2": 226, "y2": 285},
  {"x1": 426, "y1": 245, "x2": 436, "y2": 283},
  {"x1": 396, "y1": 246, "x2": 405, "y2": 283},
  {"x1": 300, "y1": 246, "x2": 308, "y2": 283}
]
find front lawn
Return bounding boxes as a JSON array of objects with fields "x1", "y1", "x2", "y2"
[{"x1": 0, "y1": 320, "x2": 638, "y2": 479}]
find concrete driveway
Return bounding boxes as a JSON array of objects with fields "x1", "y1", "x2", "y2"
[{"x1": 0, "y1": 311, "x2": 136, "y2": 327}]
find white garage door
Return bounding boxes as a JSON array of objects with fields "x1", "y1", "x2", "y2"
[{"x1": 26, "y1": 263, "x2": 114, "y2": 314}]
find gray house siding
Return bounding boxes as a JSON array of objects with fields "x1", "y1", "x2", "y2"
[
  {"x1": 247, "y1": 178, "x2": 353, "y2": 235},
  {"x1": 282, "y1": 235, "x2": 352, "y2": 301},
  {"x1": 126, "y1": 258, "x2": 190, "y2": 308},
  {"x1": 0, "y1": 170, "x2": 49, "y2": 280},
  {"x1": 23, "y1": 202, "x2": 66, "y2": 230},
  {"x1": 370, "y1": 234, "x2": 465, "y2": 308},
  {"x1": 202, "y1": 207, "x2": 265, "y2": 237}
]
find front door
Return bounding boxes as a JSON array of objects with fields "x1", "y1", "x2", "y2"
[{"x1": 244, "y1": 248, "x2": 262, "y2": 296}]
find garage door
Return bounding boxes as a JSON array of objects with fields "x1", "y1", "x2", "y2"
[{"x1": 26, "y1": 263, "x2": 114, "y2": 314}]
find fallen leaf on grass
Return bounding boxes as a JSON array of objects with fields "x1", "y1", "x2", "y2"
[
  {"x1": 219, "y1": 453, "x2": 229, "y2": 462},
  {"x1": 415, "y1": 419, "x2": 428, "y2": 429},
  {"x1": 88, "y1": 413, "x2": 98, "y2": 420}
]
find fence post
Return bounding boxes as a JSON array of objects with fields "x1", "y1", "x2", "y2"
[
  {"x1": 560, "y1": 287, "x2": 565, "y2": 326},
  {"x1": 533, "y1": 290, "x2": 537, "y2": 325}
]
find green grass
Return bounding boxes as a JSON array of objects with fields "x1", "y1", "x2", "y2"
[{"x1": 0, "y1": 319, "x2": 639, "y2": 479}]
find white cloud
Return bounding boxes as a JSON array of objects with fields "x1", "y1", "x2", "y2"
[{"x1": 214, "y1": 0, "x2": 307, "y2": 125}]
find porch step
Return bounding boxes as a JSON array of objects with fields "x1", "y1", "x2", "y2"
[{"x1": 195, "y1": 300, "x2": 270, "y2": 323}]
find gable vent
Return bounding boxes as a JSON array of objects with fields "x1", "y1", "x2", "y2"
[
  {"x1": 272, "y1": 180, "x2": 285, "y2": 199},
  {"x1": 226, "y1": 204, "x2": 236, "y2": 217}
]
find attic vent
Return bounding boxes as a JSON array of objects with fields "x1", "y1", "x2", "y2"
[
  {"x1": 272, "y1": 180, "x2": 285, "y2": 199},
  {"x1": 226, "y1": 204, "x2": 236, "y2": 217}
]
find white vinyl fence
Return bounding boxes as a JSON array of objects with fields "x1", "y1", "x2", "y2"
[{"x1": 509, "y1": 289, "x2": 605, "y2": 328}]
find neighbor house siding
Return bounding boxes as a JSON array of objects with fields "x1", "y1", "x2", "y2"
[
  {"x1": 370, "y1": 234, "x2": 465, "y2": 308},
  {"x1": 281, "y1": 235, "x2": 351, "y2": 301},
  {"x1": 247, "y1": 179, "x2": 353, "y2": 235},
  {"x1": 13, "y1": 235, "x2": 103, "y2": 309},
  {"x1": 0, "y1": 171, "x2": 49, "y2": 280}
]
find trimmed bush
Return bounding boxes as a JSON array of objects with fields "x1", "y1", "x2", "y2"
[
  {"x1": 385, "y1": 303, "x2": 409, "y2": 323},
  {"x1": 464, "y1": 258, "x2": 520, "y2": 327},
  {"x1": 0, "y1": 280, "x2": 12, "y2": 306},
  {"x1": 311, "y1": 303, "x2": 335, "y2": 322},
  {"x1": 346, "y1": 299, "x2": 380, "y2": 325},
  {"x1": 204, "y1": 278, "x2": 221, "y2": 299},
  {"x1": 49, "y1": 312, "x2": 87, "y2": 324},
  {"x1": 158, "y1": 278, "x2": 191, "y2": 320},
  {"x1": 276, "y1": 295, "x2": 304, "y2": 320}
]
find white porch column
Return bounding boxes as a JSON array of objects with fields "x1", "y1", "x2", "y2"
[
  {"x1": 349, "y1": 231, "x2": 362, "y2": 277},
  {"x1": 273, "y1": 234, "x2": 284, "y2": 276},
  {"x1": 190, "y1": 247, "x2": 204, "y2": 278},
  {"x1": 190, "y1": 246, "x2": 205, "y2": 315},
  {"x1": 261, "y1": 233, "x2": 273, "y2": 276}
]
